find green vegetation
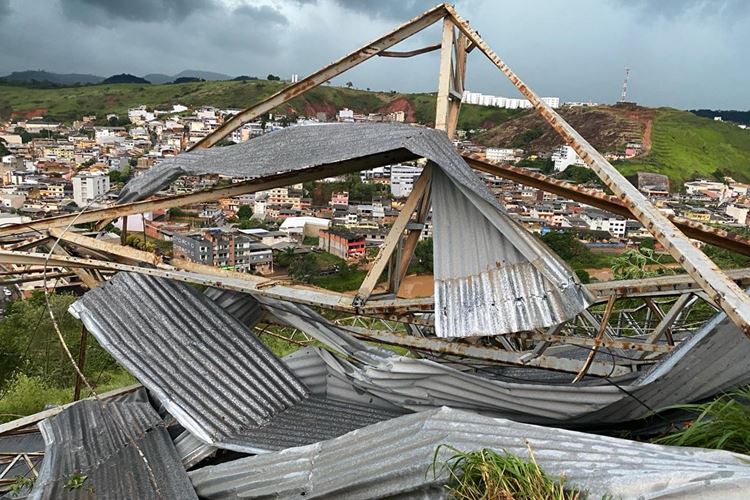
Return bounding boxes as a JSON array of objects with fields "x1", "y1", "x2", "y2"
[
  {"x1": 0, "y1": 80, "x2": 519, "y2": 131},
  {"x1": 618, "y1": 108, "x2": 750, "y2": 186},
  {"x1": 431, "y1": 444, "x2": 581, "y2": 500},
  {"x1": 285, "y1": 250, "x2": 369, "y2": 292},
  {"x1": 610, "y1": 247, "x2": 676, "y2": 280},
  {"x1": 654, "y1": 386, "x2": 750, "y2": 454},
  {"x1": 410, "y1": 237, "x2": 433, "y2": 274},
  {"x1": 0, "y1": 292, "x2": 136, "y2": 423}
]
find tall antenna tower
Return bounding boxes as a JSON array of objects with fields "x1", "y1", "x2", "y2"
[{"x1": 619, "y1": 67, "x2": 630, "y2": 103}]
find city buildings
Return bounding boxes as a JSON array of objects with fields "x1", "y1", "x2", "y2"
[
  {"x1": 72, "y1": 172, "x2": 110, "y2": 206},
  {"x1": 318, "y1": 228, "x2": 366, "y2": 259},
  {"x1": 462, "y1": 91, "x2": 560, "y2": 110},
  {"x1": 173, "y1": 228, "x2": 273, "y2": 274}
]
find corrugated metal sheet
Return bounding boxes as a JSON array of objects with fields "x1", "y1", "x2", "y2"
[
  {"x1": 70, "y1": 273, "x2": 399, "y2": 453},
  {"x1": 189, "y1": 406, "x2": 750, "y2": 499},
  {"x1": 174, "y1": 430, "x2": 217, "y2": 470},
  {"x1": 119, "y1": 123, "x2": 590, "y2": 337},
  {"x1": 254, "y1": 295, "x2": 750, "y2": 425},
  {"x1": 431, "y1": 166, "x2": 586, "y2": 336},
  {"x1": 0, "y1": 431, "x2": 44, "y2": 490},
  {"x1": 30, "y1": 399, "x2": 196, "y2": 500}
]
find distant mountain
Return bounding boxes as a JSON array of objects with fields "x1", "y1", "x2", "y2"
[
  {"x1": 144, "y1": 73, "x2": 173, "y2": 84},
  {"x1": 2, "y1": 70, "x2": 103, "y2": 85},
  {"x1": 174, "y1": 69, "x2": 232, "y2": 81},
  {"x1": 172, "y1": 76, "x2": 204, "y2": 84},
  {"x1": 102, "y1": 74, "x2": 151, "y2": 84},
  {"x1": 691, "y1": 109, "x2": 750, "y2": 126}
]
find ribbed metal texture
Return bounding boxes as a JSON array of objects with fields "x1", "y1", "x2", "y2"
[
  {"x1": 189, "y1": 406, "x2": 750, "y2": 499},
  {"x1": 0, "y1": 431, "x2": 44, "y2": 490},
  {"x1": 255, "y1": 295, "x2": 750, "y2": 425},
  {"x1": 70, "y1": 273, "x2": 398, "y2": 453},
  {"x1": 431, "y1": 166, "x2": 587, "y2": 336},
  {"x1": 30, "y1": 400, "x2": 196, "y2": 500},
  {"x1": 120, "y1": 123, "x2": 590, "y2": 337},
  {"x1": 203, "y1": 287, "x2": 264, "y2": 327},
  {"x1": 174, "y1": 430, "x2": 217, "y2": 470}
]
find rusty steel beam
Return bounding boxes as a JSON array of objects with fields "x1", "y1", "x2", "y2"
[
  {"x1": 448, "y1": 6, "x2": 750, "y2": 337},
  {"x1": 464, "y1": 154, "x2": 750, "y2": 258},
  {"x1": 588, "y1": 268, "x2": 750, "y2": 300},
  {"x1": 349, "y1": 327, "x2": 631, "y2": 377},
  {"x1": 355, "y1": 165, "x2": 433, "y2": 304},
  {"x1": 509, "y1": 331, "x2": 673, "y2": 354},
  {"x1": 190, "y1": 4, "x2": 449, "y2": 150},
  {"x1": 0, "y1": 271, "x2": 77, "y2": 285},
  {"x1": 0, "y1": 150, "x2": 419, "y2": 239},
  {"x1": 378, "y1": 43, "x2": 442, "y2": 58},
  {"x1": 0, "y1": 249, "x2": 432, "y2": 318}
]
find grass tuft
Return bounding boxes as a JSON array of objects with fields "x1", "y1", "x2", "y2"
[
  {"x1": 653, "y1": 386, "x2": 750, "y2": 454},
  {"x1": 431, "y1": 442, "x2": 582, "y2": 500}
]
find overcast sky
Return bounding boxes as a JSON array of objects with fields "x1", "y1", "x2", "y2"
[{"x1": 0, "y1": 0, "x2": 748, "y2": 109}]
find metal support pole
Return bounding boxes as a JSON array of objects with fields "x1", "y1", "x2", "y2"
[{"x1": 73, "y1": 324, "x2": 88, "y2": 401}]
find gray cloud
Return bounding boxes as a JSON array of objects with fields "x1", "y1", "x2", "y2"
[
  {"x1": 614, "y1": 0, "x2": 750, "y2": 20},
  {"x1": 330, "y1": 0, "x2": 438, "y2": 19},
  {"x1": 61, "y1": 0, "x2": 212, "y2": 24},
  {"x1": 234, "y1": 4, "x2": 288, "y2": 25},
  {"x1": 0, "y1": 0, "x2": 747, "y2": 109},
  {"x1": 0, "y1": 0, "x2": 10, "y2": 19}
]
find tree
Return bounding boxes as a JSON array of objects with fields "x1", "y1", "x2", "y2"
[
  {"x1": 236, "y1": 205, "x2": 253, "y2": 219},
  {"x1": 289, "y1": 253, "x2": 320, "y2": 282},
  {"x1": 345, "y1": 81, "x2": 353, "y2": 89},
  {"x1": 611, "y1": 247, "x2": 674, "y2": 280},
  {"x1": 0, "y1": 140, "x2": 9, "y2": 156},
  {"x1": 267, "y1": 74, "x2": 280, "y2": 81},
  {"x1": 414, "y1": 238, "x2": 433, "y2": 273},
  {"x1": 541, "y1": 231, "x2": 590, "y2": 263}
]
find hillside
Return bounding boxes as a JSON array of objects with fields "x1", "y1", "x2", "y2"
[
  {"x1": 0, "y1": 79, "x2": 520, "y2": 130},
  {"x1": 475, "y1": 104, "x2": 750, "y2": 186}
]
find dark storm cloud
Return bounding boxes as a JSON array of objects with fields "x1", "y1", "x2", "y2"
[
  {"x1": 615, "y1": 0, "x2": 750, "y2": 20},
  {"x1": 331, "y1": 0, "x2": 438, "y2": 19},
  {"x1": 234, "y1": 4, "x2": 288, "y2": 25},
  {"x1": 0, "y1": 0, "x2": 748, "y2": 109},
  {"x1": 0, "y1": 0, "x2": 10, "y2": 18},
  {"x1": 61, "y1": 0, "x2": 212, "y2": 24}
]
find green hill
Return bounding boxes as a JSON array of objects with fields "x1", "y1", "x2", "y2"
[
  {"x1": 615, "y1": 108, "x2": 750, "y2": 185},
  {"x1": 0, "y1": 79, "x2": 519, "y2": 130},
  {"x1": 476, "y1": 104, "x2": 750, "y2": 187}
]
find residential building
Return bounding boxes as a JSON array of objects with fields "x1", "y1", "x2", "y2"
[
  {"x1": 173, "y1": 228, "x2": 273, "y2": 274},
  {"x1": 72, "y1": 172, "x2": 110, "y2": 206},
  {"x1": 318, "y1": 228, "x2": 366, "y2": 259},
  {"x1": 551, "y1": 145, "x2": 585, "y2": 172},
  {"x1": 391, "y1": 164, "x2": 423, "y2": 198}
]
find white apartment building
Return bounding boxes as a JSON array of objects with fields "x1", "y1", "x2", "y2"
[
  {"x1": 73, "y1": 172, "x2": 110, "y2": 207},
  {"x1": 390, "y1": 164, "x2": 423, "y2": 198},
  {"x1": 582, "y1": 210, "x2": 627, "y2": 238},
  {"x1": 551, "y1": 145, "x2": 585, "y2": 172},
  {"x1": 462, "y1": 91, "x2": 559, "y2": 110},
  {"x1": 485, "y1": 148, "x2": 520, "y2": 163}
]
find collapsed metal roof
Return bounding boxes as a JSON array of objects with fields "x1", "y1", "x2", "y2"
[
  {"x1": 68, "y1": 272, "x2": 399, "y2": 453},
  {"x1": 119, "y1": 123, "x2": 591, "y2": 337},
  {"x1": 29, "y1": 399, "x2": 196, "y2": 500},
  {"x1": 235, "y1": 292, "x2": 750, "y2": 425},
  {"x1": 188, "y1": 406, "x2": 750, "y2": 499}
]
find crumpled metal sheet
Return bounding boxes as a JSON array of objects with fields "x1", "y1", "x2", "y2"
[
  {"x1": 250, "y1": 294, "x2": 750, "y2": 425},
  {"x1": 29, "y1": 399, "x2": 197, "y2": 500},
  {"x1": 69, "y1": 273, "x2": 399, "y2": 453},
  {"x1": 120, "y1": 123, "x2": 590, "y2": 337},
  {"x1": 188, "y1": 406, "x2": 750, "y2": 499},
  {"x1": 431, "y1": 166, "x2": 586, "y2": 336}
]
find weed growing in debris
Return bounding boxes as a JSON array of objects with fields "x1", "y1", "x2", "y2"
[
  {"x1": 430, "y1": 442, "x2": 582, "y2": 500},
  {"x1": 653, "y1": 386, "x2": 750, "y2": 454}
]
